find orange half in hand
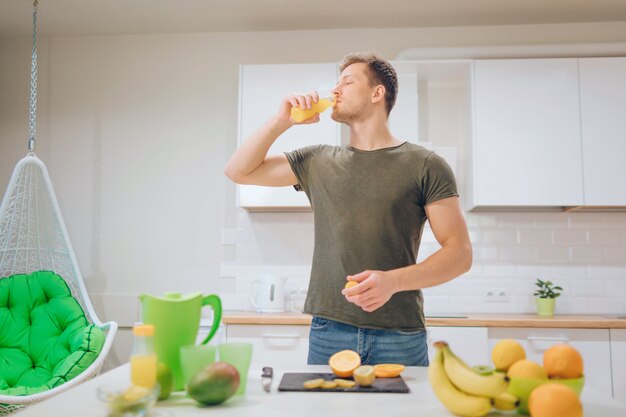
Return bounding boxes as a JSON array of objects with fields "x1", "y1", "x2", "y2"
[
  {"x1": 329, "y1": 350, "x2": 361, "y2": 378},
  {"x1": 345, "y1": 281, "x2": 358, "y2": 289},
  {"x1": 374, "y1": 364, "x2": 405, "y2": 378}
]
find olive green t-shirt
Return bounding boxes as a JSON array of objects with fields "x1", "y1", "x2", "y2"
[{"x1": 285, "y1": 142, "x2": 458, "y2": 331}]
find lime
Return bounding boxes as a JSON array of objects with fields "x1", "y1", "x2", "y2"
[{"x1": 156, "y1": 362, "x2": 173, "y2": 400}]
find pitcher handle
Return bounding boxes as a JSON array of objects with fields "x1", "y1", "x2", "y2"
[{"x1": 200, "y1": 294, "x2": 222, "y2": 345}]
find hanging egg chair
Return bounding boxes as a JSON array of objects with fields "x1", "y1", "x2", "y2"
[{"x1": 0, "y1": 1, "x2": 117, "y2": 414}]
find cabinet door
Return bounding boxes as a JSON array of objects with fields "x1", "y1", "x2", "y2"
[
  {"x1": 388, "y1": 61, "x2": 419, "y2": 143},
  {"x1": 611, "y1": 329, "x2": 626, "y2": 404},
  {"x1": 579, "y1": 58, "x2": 626, "y2": 206},
  {"x1": 427, "y1": 326, "x2": 489, "y2": 365},
  {"x1": 471, "y1": 59, "x2": 584, "y2": 208},
  {"x1": 488, "y1": 328, "x2": 612, "y2": 395},
  {"x1": 225, "y1": 324, "x2": 310, "y2": 369},
  {"x1": 238, "y1": 64, "x2": 339, "y2": 210}
]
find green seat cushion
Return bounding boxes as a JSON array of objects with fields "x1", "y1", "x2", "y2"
[{"x1": 0, "y1": 271, "x2": 104, "y2": 396}]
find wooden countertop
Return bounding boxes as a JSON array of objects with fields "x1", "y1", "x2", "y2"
[{"x1": 222, "y1": 311, "x2": 626, "y2": 328}]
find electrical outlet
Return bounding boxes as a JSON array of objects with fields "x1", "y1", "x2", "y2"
[{"x1": 483, "y1": 288, "x2": 510, "y2": 303}]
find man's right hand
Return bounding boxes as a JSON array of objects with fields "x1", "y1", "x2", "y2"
[
  {"x1": 227, "y1": 92, "x2": 326, "y2": 187},
  {"x1": 277, "y1": 91, "x2": 322, "y2": 125}
]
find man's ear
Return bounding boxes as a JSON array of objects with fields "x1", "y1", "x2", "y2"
[{"x1": 371, "y1": 85, "x2": 386, "y2": 104}]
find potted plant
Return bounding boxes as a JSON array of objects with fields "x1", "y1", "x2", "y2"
[{"x1": 533, "y1": 279, "x2": 563, "y2": 317}]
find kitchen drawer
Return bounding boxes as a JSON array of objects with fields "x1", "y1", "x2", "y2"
[
  {"x1": 427, "y1": 326, "x2": 489, "y2": 366},
  {"x1": 225, "y1": 324, "x2": 310, "y2": 369},
  {"x1": 489, "y1": 328, "x2": 612, "y2": 396}
]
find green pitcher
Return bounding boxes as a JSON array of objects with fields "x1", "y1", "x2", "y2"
[{"x1": 139, "y1": 291, "x2": 222, "y2": 391}]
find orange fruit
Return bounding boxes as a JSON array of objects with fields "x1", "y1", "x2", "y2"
[
  {"x1": 507, "y1": 360, "x2": 548, "y2": 379},
  {"x1": 344, "y1": 281, "x2": 358, "y2": 289},
  {"x1": 492, "y1": 339, "x2": 526, "y2": 371},
  {"x1": 543, "y1": 344, "x2": 584, "y2": 379},
  {"x1": 528, "y1": 383, "x2": 583, "y2": 417},
  {"x1": 329, "y1": 350, "x2": 361, "y2": 378},
  {"x1": 374, "y1": 364, "x2": 405, "y2": 378}
]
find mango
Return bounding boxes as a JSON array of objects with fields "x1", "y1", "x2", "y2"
[{"x1": 187, "y1": 362, "x2": 240, "y2": 406}]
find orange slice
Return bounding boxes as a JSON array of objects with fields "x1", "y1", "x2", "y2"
[
  {"x1": 344, "y1": 281, "x2": 358, "y2": 289},
  {"x1": 374, "y1": 364, "x2": 405, "y2": 378},
  {"x1": 329, "y1": 350, "x2": 361, "y2": 378}
]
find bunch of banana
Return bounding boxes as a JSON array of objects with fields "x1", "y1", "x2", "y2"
[{"x1": 428, "y1": 341, "x2": 520, "y2": 417}]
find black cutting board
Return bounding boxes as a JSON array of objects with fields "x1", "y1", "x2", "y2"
[{"x1": 277, "y1": 372, "x2": 410, "y2": 393}]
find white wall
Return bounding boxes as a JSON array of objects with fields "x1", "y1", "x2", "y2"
[{"x1": 2, "y1": 22, "x2": 626, "y2": 337}]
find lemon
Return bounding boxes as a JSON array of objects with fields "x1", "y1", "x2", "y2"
[
  {"x1": 507, "y1": 359, "x2": 548, "y2": 379},
  {"x1": 334, "y1": 379, "x2": 356, "y2": 388},
  {"x1": 303, "y1": 378, "x2": 324, "y2": 389},
  {"x1": 122, "y1": 385, "x2": 151, "y2": 402},
  {"x1": 353, "y1": 365, "x2": 376, "y2": 387},
  {"x1": 492, "y1": 339, "x2": 526, "y2": 372}
]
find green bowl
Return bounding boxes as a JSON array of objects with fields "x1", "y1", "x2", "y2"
[{"x1": 508, "y1": 376, "x2": 584, "y2": 414}]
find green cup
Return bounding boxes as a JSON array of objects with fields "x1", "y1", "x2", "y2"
[
  {"x1": 217, "y1": 343, "x2": 253, "y2": 395},
  {"x1": 179, "y1": 344, "x2": 216, "y2": 388}
]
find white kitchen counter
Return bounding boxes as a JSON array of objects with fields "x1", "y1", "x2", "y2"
[{"x1": 15, "y1": 364, "x2": 626, "y2": 417}]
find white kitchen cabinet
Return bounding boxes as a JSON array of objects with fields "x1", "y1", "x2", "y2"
[
  {"x1": 489, "y1": 328, "x2": 612, "y2": 396},
  {"x1": 225, "y1": 324, "x2": 310, "y2": 369},
  {"x1": 237, "y1": 63, "x2": 340, "y2": 210},
  {"x1": 470, "y1": 59, "x2": 584, "y2": 209},
  {"x1": 388, "y1": 61, "x2": 419, "y2": 143},
  {"x1": 579, "y1": 57, "x2": 626, "y2": 206},
  {"x1": 427, "y1": 326, "x2": 489, "y2": 365},
  {"x1": 611, "y1": 329, "x2": 626, "y2": 404}
]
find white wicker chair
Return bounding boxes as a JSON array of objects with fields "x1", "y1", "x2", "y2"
[{"x1": 0, "y1": 154, "x2": 117, "y2": 415}]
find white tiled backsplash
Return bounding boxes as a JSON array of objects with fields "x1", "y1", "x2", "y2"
[{"x1": 221, "y1": 211, "x2": 626, "y2": 316}]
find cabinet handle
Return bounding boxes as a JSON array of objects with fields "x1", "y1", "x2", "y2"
[
  {"x1": 527, "y1": 335, "x2": 570, "y2": 353},
  {"x1": 261, "y1": 332, "x2": 301, "y2": 349}
]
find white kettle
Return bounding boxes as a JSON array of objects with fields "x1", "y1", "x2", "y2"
[{"x1": 250, "y1": 273, "x2": 287, "y2": 313}]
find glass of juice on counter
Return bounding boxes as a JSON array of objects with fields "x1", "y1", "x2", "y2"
[
  {"x1": 290, "y1": 95, "x2": 335, "y2": 122},
  {"x1": 130, "y1": 324, "x2": 157, "y2": 388}
]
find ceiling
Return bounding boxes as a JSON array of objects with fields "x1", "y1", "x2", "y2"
[{"x1": 2, "y1": 0, "x2": 626, "y2": 38}]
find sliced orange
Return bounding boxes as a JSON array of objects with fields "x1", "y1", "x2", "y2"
[
  {"x1": 344, "y1": 281, "x2": 358, "y2": 289},
  {"x1": 374, "y1": 364, "x2": 405, "y2": 378},
  {"x1": 329, "y1": 350, "x2": 361, "y2": 378}
]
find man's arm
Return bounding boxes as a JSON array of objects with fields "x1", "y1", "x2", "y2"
[
  {"x1": 224, "y1": 93, "x2": 320, "y2": 186},
  {"x1": 343, "y1": 196, "x2": 472, "y2": 312}
]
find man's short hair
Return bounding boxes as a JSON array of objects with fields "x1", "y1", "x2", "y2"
[{"x1": 339, "y1": 52, "x2": 398, "y2": 116}]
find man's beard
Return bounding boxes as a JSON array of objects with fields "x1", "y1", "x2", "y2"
[{"x1": 331, "y1": 107, "x2": 357, "y2": 124}]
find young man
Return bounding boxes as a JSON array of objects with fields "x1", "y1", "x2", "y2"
[{"x1": 225, "y1": 53, "x2": 472, "y2": 366}]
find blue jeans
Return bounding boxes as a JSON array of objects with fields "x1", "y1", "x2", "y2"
[{"x1": 307, "y1": 316, "x2": 429, "y2": 366}]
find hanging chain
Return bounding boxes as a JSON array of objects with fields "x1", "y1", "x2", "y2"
[{"x1": 28, "y1": 0, "x2": 39, "y2": 153}]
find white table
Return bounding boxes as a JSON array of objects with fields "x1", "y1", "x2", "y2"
[{"x1": 16, "y1": 364, "x2": 626, "y2": 417}]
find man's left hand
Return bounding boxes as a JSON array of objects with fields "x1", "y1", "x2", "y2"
[{"x1": 341, "y1": 270, "x2": 398, "y2": 312}]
